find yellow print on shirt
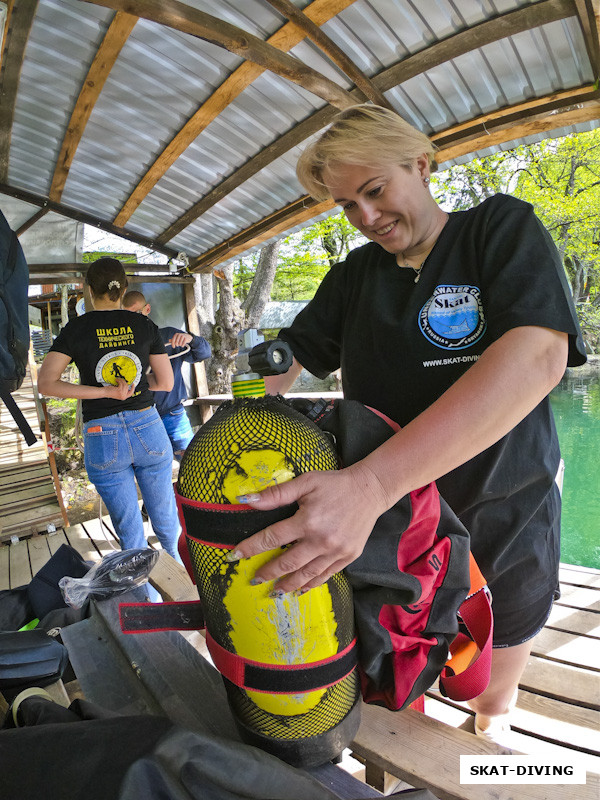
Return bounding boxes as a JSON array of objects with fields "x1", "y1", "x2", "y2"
[
  {"x1": 95, "y1": 350, "x2": 142, "y2": 388},
  {"x1": 96, "y1": 326, "x2": 135, "y2": 350}
]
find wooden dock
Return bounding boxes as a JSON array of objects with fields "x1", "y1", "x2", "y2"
[{"x1": 0, "y1": 515, "x2": 598, "y2": 799}]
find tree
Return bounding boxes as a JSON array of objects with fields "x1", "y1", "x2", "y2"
[
  {"x1": 196, "y1": 212, "x2": 365, "y2": 391},
  {"x1": 197, "y1": 240, "x2": 281, "y2": 393},
  {"x1": 271, "y1": 212, "x2": 366, "y2": 300}
]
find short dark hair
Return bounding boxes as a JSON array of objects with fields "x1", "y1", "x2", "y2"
[{"x1": 85, "y1": 257, "x2": 128, "y2": 302}]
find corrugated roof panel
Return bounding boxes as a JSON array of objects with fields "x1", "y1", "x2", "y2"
[
  {"x1": 59, "y1": 14, "x2": 248, "y2": 217},
  {"x1": 386, "y1": 16, "x2": 593, "y2": 138},
  {"x1": 287, "y1": 39, "x2": 353, "y2": 87},
  {"x1": 165, "y1": 146, "x2": 311, "y2": 255},
  {"x1": 4, "y1": 0, "x2": 597, "y2": 265},
  {"x1": 8, "y1": 0, "x2": 112, "y2": 195},
  {"x1": 325, "y1": 1, "x2": 411, "y2": 66},
  {"x1": 127, "y1": 67, "x2": 328, "y2": 238},
  {"x1": 191, "y1": 0, "x2": 286, "y2": 38}
]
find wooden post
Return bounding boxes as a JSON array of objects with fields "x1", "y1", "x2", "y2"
[{"x1": 184, "y1": 282, "x2": 208, "y2": 398}]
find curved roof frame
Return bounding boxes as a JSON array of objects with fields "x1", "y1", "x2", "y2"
[{"x1": 0, "y1": 0, "x2": 598, "y2": 280}]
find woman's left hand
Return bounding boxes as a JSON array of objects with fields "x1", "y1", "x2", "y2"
[{"x1": 229, "y1": 464, "x2": 390, "y2": 594}]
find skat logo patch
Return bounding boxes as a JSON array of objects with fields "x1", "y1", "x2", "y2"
[
  {"x1": 419, "y1": 284, "x2": 486, "y2": 350},
  {"x1": 95, "y1": 350, "x2": 142, "y2": 388}
]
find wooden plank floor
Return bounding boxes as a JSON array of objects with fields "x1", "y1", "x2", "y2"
[
  {"x1": 1, "y1": 520, "x2": 598, "y2": 799},
  {"x1": 0, "y1": 363, "x2": 68, "y2": 540}
]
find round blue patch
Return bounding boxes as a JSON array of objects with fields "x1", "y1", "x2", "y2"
[{"x1": 419, "y1": 285, "x2": 486, "y2": 350}]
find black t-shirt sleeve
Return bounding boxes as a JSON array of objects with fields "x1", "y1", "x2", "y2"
[
  {"x1": 278, "y1": 261, "x2": 348, "y2": 378},
  {"x1": 49, "y1": 324, "x2": 75, "y2": 360},
  {"x1": 476, "y1": 196, "x2": 586, "y2": 366}
]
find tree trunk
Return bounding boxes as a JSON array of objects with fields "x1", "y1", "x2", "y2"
[
  {"x1": 208, "y1": 263, "x2": 244, "y2": 393},
  {"x1": 203, "y1": 240, "x2": 282, "y2": 393},
  {"x1": 243, "y1": 240, "x2": 281, "y2": 326}
]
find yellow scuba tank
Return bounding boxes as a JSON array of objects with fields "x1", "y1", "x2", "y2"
[{"x1": 175, "y1": 333, "x2": 360, "y2": 767}]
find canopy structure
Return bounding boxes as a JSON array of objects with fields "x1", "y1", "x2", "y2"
[{"x1": 0, "y1": 0, "x2": 598, "y2": 285}]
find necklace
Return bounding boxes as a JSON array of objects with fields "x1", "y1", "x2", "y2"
[{"x1": 399, "y1": 255, "x2": 426, "y2": 283}]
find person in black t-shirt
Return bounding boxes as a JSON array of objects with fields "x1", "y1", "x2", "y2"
[
  {"x1": 224, "y1": 105, "x2": 587, "y2": 743},
  {"x1": 38, "y1": 258, "x2": 182, "y2": 561}
]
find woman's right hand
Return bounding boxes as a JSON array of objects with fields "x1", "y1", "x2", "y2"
[
  {"x1": 106, "y1": 377, "x2": 135, "y2": 401},
  {"x1": 229, "y1": 462, "x2": 392, "y2": 594}
]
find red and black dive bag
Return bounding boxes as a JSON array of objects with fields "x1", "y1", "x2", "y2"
[{"x1": 294, "y1": 397, "x2": 492, "y2": 710}]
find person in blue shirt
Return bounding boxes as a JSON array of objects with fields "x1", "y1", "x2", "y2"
[{"x1": 123, "y1": 291, "x2": 211, "y2": 460}]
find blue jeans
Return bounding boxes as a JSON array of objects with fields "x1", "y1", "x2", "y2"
[
  {"x1": 160, "y1": 405, "x2": 195, "y2": 461},
  {"x1": 83, "y1": 407, "x2": 181, "y2": 560}
]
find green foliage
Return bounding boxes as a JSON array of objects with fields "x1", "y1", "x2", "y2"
[
  {"x1": 233, "y1": 212, "x2": 366, "y2": 303},
  {"x1": 83, "y1": 251, "x2": 138, "y2": 263},
  {"x1": 46, "y1": 396, "x2": 84, "y2": 472}
]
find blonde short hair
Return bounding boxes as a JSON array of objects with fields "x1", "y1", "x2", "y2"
[{"x1": 296, "y1": 104, "x2": 437, "y2": 201}]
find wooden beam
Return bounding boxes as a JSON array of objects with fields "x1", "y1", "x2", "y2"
[
  {"x1": 27, "y1": 262, "x2": 193, "y2": 285},
  {"x1": 436, "y1": 99, "x2": 600, "y2": 164},
  {"x1": 49, "y1": 11, "x2": 138, "y2": 201},
  {"x1": 79, "y1": 0, "x2": 355, "y2": 110},
  {"x1": 112, "y1": 0, "x2": 355, "y2": 227},
  {"x1": 374, "y1": 0, "x2": 576, "y2": 93},
  {"x1": 184, "y1": 282, "x2": 209, "y2": 397},
  {"x1": 431, "y1": 85, "x2": 600, "y2": 150},
  {"x1": 264, "y1": 0, "x2": 391, "y2": 108},
  {"x1": 0, "y1": 0, "x2": 38, "y2": 181},
  {"x1": 15, "y1": 206, "x2": 49, "y2": 236},
  {"x1": 573, "y1": 0, "x2": 600, "y2": 78},
  {"x1": 0, "y1": 183, "x2": 180, "y2": 259},
  {"x1": 29, "y1": 273, "x2": 191, "y2": 285},
  {"x1": 28, "y1": 262, "x2": 178, "y2": 273},
  {"x1": 189, "y1": 196, "x2": 333, "y2": 273}
]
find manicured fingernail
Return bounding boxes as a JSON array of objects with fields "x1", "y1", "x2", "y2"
[
  {"x1": 237, "y1": 493, "x2": 261, "y2": 503},
  {"x1": 225, "y1": 550, "x2": 242, "y2": 562},
  {"x1": 250, "y1": 577, "x2": 265, "y2": 586},
  {"x1": 270, "y1": 588, "x2": 285, "y2": 599}
]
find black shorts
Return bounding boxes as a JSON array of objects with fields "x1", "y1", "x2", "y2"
[{"x1": 491, "y1": 586, "x2": 560, "y2": 648}]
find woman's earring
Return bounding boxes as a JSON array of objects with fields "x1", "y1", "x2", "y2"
[{"x1": 424, "y1": 177, "x2": 430, "y2": 185}]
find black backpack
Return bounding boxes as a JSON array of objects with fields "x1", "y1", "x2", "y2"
[{"x1": 0, "y1": 209, "x2": 36, "y2": 445}]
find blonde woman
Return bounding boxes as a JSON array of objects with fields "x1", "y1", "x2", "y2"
[{"x1": 230, "y1": 105, "x2": 586, "y2": 741}]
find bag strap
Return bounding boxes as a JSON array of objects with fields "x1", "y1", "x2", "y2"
[
  {"x1": 438, "y1": 553, "x2": 493, "y2": 701},
  {"x1": 0, "y1": 388, "x2": 37, "y2": 446},
  {"x1": 119, "y1": 599, "x2": 205, "y2": 633}
]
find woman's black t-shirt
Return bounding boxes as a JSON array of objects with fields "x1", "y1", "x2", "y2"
[
  {"x1": 278, "y1": 194, "x2": 586, "y2": 606},
  {"x1": 50, "y1": 310, "x2": 166, "y2": 422}
]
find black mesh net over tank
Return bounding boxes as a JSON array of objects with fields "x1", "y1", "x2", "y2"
[
  {"x1": 177, "y1": 395, "x2": 360, "y2": 758},
  {"x1": 178, "y1": 396, "x2": 339, "y2": 503}
]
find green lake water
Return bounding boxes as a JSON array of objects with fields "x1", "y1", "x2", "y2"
[{"x1": 550, "y1": 372, "x2": 600, "y2": 569}]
